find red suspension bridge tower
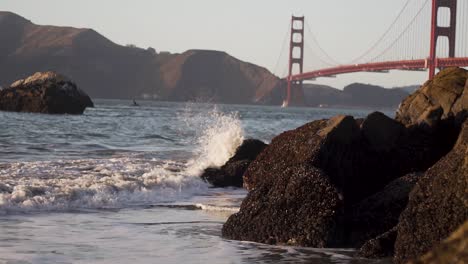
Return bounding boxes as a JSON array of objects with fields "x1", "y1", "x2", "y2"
[
  {"x1": 429, "y1": 0, "x2": 458, "y2": 79},
  {"x1": 284, "y1": 16, "x2": 305, "y2": 107}
]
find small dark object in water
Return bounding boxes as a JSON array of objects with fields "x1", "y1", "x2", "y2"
[{"x1": 132, "y1": 99, "x2": 139, "y2": 106}]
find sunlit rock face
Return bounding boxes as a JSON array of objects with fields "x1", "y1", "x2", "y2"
[{"x1": 0, "y1": 71, "x2": 93, "y2": 114}]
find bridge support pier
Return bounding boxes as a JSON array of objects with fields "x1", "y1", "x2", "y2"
[
  {"x1": 285, "y1": 16, "x2": 305, "y2": 107},
  {"x1": 429, "y1": 0, "x2": 457, "y2": 79}
]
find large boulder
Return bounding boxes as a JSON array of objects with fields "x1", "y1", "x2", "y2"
[
  {"x1": 224, "y1": 112, "x2": 448, "y2": 248},
  {"x1": 223, "y1": 164, "x2": 345, "y2": 247},
  {"x1": 0, "y1": 71, "x2": 93, "y2": 114},
  {"x1": 394, "y1": 120, "x2": 468, "y2": 263},
  {"x1": 200, "y1": 139, "x2": 267, "y2": 187},
  {"x1": 244, "y1": 112, "x2": 443, "y2": 204},
  {"x1": 408, "y1": 220, "x2": 468, "y2": 264},
  {"x1": 396, "y1": 67, "x2": 468, "y2": 127}
]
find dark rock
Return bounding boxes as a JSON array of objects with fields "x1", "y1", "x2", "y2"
[
  {"x1": 360, "y1": 111, "x2": 405, "y2": 152},
  {"x1": 228, "y1": 139, "x2": 268, "y2": 161},
  {"x1": 396, "y1": 67, "x2": 468, "y2": 127},
  {"x1": 244, "y1": 112, "x2": 443, "y2": 204},
  {"x1": 225, "y1": 110, "x2": 459, "y2": 248},
  {"x1": 200, "y1": 139, "x2": 267, "y2": 188},
  {"x1": 349, "y1": 173, "x2": 420, "y2": 246},
  {"x1": 0, "y1": 71, "x2": 93, "y2": 114},
  {"x1": 243, "y1": 115, "x2": 360, "y2": 192},
  {"x1": 394, "y1": 120, "x2": 468, "y2": 263},
  {"x1": 223, "y1": 165, "x2": 345, "y2": 247},
  {"x1": 358, "y1": 227, "x2": 397, "y2": 259},
  {"x1": 407, "y1": 220, "x2": 468, "y2": 264}
]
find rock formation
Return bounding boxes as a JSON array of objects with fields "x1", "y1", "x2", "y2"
[
  {"x1": 223, "y1": 68, "x2": 468, "y2": 256},
  {"x1": 224, "y1": 112, "x2": 445, "y2": 247},
  {"x1": 394, "y1": 119, "x2": 468, "y2": 263},
  {"x1": 0, "y1": 71, "x2": 93, "y2": 114},
  {"x1": 396, "y1": 67, "x2": 468, "y2": 127}
]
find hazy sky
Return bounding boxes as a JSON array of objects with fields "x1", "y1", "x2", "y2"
[{"x1": 2, "y1": 0, "x2": 434, "y2": 88}]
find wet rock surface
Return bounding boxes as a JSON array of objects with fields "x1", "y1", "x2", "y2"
[
  {"x1": 200, "y1": 139, "x2": 267, "y2": 188},
  {"x1": 394, "y1": 120, "x2": 468, "y2": 263},
  {"x1": 223, "y1": 165, "x2": 344, "y2": 247},
  {"x1": 0, "y1": 71, "x2": 93, "y2": 114}
]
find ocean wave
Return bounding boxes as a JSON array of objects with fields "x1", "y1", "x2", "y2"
[{"x1": 0, "y1": 106, "x2": 245, "y2": 215}]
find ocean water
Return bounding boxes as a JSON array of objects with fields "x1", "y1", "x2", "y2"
[{"x1": 0, "y1": 100, "x2": 393, "y2": 264}]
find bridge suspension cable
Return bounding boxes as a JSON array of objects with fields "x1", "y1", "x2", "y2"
[
  {"x1": 272, "y1": 22, "x2": 292, "y2": 77},
  {"x1": 350, "y1": 0, "x2": 413, "y2": 64},
  {"x1": 369, "y1": 0, "x2": 431, "y2": 63},
  {"x1": 304, "y1": 22, "x2": 341, "y2": 66}
]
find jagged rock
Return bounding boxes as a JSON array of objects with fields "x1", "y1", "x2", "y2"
[
  {"x1": 244, "y1": 112, "x2": 444, "y2": 204},
  {"x1": 360, "y1": 111, "x2": 405, "y2": 152},
  {"x1": 0, "y1": 71, "x2": 93, "y2": 114},
  {"x1": 396, "y1": 67, "x2": 468, "y2": 127},
  {"x1": 223, "y1": 165, "x2": 344, "y2": 247},
  {"x1": 200, "y1": 139, "x2": 267, "y2": 188},
  {"x1": 349, "y1": 173, "x2": 420, "y2": 246},
  {"x1": 358, "y1": 227, "x2": 397, "y2": 259},
  {"x1": 408, "y1": 220, "x2": 468, "y2": 264},
  {"x1": 224, "y1": 111, "x2": 459, "y2": 248},
  {"x1": 394, "y1": 120, "x2": 468, "y2": 263},
  {"x1": 243, "y1": 115, "x2": 360, "y2": 193}
]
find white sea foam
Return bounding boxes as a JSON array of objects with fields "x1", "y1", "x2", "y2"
[
  {"x1": 195, "y1": 203, "x2": 240, "y2": 213},
  {"x1": 0, "y1": 107, "x2": 245, "y2": 214},
  {"x1": 181, "y1": 105, "x2": 244, "y2": 176}
]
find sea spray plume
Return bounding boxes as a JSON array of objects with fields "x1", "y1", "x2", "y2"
[{"x1": 179, "y1": 104, "x2": 244, "y2": 177}]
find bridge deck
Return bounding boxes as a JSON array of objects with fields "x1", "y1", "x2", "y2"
[{"x1": 290, "y1": 57, "x2": 468, "y2": 81}]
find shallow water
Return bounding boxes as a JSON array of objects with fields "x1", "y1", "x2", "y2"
[{"x1": 0, "y1": 100, "x2": 392, "y2": 263}]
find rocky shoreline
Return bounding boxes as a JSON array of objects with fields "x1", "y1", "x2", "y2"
[{"x1": 201, "y1": 67, "x2": 467, "y2": 263}]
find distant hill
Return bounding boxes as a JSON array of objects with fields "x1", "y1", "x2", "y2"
[
  {"x1": 301, "y1": 83, "x2": 410, "y2": 109},
  {"x1": 393, "y1": 85, "x2": 420, "y2": 94},
  {"x1": 0, "y1": 11, "x2": 413, "y2": 108},
  {"x1": 158, "y1": 50, "x2": 279, "y2": 104},
  {"x1": 0, "y1": 11, "x2": 280, "y2": 103}
]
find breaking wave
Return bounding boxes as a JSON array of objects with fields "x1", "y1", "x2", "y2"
[{"x1": 0, "y1": 107, "x2": 244, "y2": 215}]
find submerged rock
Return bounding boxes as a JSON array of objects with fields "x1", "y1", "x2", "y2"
[
  {"x1": 394, "y1": 120, "x2": 468, "y2": 263},
  {"x1": 200, "y1": 139, "x2": 267, "y2": 188},
  {"x1": 0, "y1": 71, "x2": 93, "y2": 114}
]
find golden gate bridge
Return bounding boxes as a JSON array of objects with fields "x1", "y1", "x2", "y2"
[{"x1": 277, "y1": 0, "x2": 468, "y2": 106}]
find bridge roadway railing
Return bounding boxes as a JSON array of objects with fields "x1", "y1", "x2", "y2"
[{"x1": 290, "y1": 58, "x2": 468, "y2": 81}]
